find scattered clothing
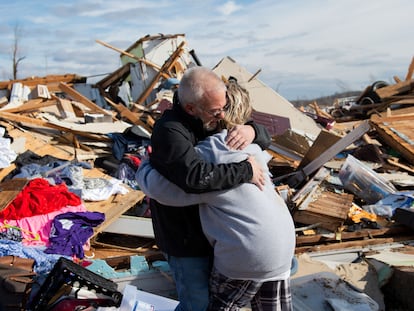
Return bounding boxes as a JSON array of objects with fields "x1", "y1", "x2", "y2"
[
  {"x1": 81, "y1": 177, "x2": 128, "y2": 201},
  {"x1": 0, "y1": 203, "x2": 87, "y2": 246},
  {"x1": 0, "y1": 127, "x2": 17, "y2": 168},
  {"x1": 0, "y1": 239, "x2": 64, "y2": 275},
  {"x1": 0, "y1": 178, "x2": 81, "y2": 220},
  {"x1": 45, "y1": 211, "x2": 105, "y2": 259}
]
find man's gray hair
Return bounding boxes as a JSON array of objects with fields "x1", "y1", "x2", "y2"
[{"x1": 177, "y1": 66, "x2": 226, "y2": 107}]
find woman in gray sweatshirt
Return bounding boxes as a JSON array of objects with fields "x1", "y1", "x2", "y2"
[{"x1": 136, "y1": 80, "x2": 296, "y2": 311}]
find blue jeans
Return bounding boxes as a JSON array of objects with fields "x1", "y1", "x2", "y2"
[{"x1": 166, "y1": 255, "x2": 210, "y2": 311}]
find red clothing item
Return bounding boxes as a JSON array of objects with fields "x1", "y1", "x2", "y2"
[{"x1": 1, "y1": 178, "x2": 82, "y2": 220}]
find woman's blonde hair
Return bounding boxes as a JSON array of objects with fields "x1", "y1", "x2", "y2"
[{"x1": 222, "y1": 80, "x2": 252, "y2": 128}]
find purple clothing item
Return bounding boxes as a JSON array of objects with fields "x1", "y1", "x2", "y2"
[{"x1": 45, "y1": 211, "x2": 105, "y2": 258}]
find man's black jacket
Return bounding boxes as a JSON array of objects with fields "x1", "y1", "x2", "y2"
[{"x1": 149, "y1": 102, "x2": 271, "y2": 256}]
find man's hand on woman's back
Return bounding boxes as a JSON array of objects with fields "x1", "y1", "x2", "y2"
[{"x1": 247, "y1": 155, "x2": 265, "y2": 191}]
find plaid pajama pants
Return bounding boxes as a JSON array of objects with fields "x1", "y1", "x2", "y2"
[{"x1": 208, "y1": 267, "x2": 293, "y2": 311}]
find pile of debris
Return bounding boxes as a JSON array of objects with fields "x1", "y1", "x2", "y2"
[
  {"x1": 318, "y1": 56, "x2": 414, "y2": 122},
  {"x1": 1, "y1": 33, "x2": 414, "y2": 310},
  {"x1": 1, "y1": 32, "x2": 414, "y2": 249}
]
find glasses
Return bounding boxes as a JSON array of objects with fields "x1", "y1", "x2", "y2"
[{"x1": 200, "y1": 102, "x2": 230, "y2": 118}]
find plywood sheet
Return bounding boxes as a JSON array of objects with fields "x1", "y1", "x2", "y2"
[{"x1": 86, "y1": 189, "x2": 145, "y2": 238}]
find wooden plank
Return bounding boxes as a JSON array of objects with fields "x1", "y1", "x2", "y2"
[
  {"x1": 305, "y1": 192, "x2": 353, "y2": 219},
  {"x1": 375, "y1": 79, "x2": 414, "y2": 99},
  {"x1": 296, "y1": 226, "x2": 411, "y2": 246},
  {"x1": 387, "y1": 157, "x2": 414, "y2": 174},
  {"x1": 0, "y1": 164, "x2": 16, "y2": 182},
  {"x1": 0, "y1": 111, "x2": 113, "y2": 142},
  {"x1": 58, "y1": 82, "x2": 114, "y2": 118},
  {"x1": 295, "y1": 235, "x2": 414, "y2": 254},
  {"x1": 3, "y1": 121, "x2": 77, "y2": 161},
  {"x1": 405, "y1": 56, "x2": 414, "y2": 81},
  {"x1": 294, "y1": 210, "x2": 344, "y2": 232},
  {"x1": 1, "y1": 98, "x2": 53, "y2": 113},
  {"x1": 298, "y1": 191, "x2": 345, "y2": 216},
  {"x1": 86, "y1": 190, "x2": 146, "y2": 238},
  {"x1": 134, "y1": 41, "x2": 186, "y2": 108},
  {"x1": 299, "y1": 129, "x2": 341, "y2": 168},
  {"x1": 370, "y1": 115, "x2": 414, "y2": 164},
  {"x1": 53, "y1": 95, "x2": 77, "y2": 119},
  {"x1": 0, "y1": 178, "x2": 29, "y2": 211},
  {"x1": 95, "y1": 62, "x2": 131, "y2": 90},
  {"x1": 0, "y1": 74, "x2": 86, "y2": 90},
  {"x1": 104, "y1": 96, "x2": 152, "y2": 133},
  {"x1": 95, "y1": 40, "x2": 169, "y2": 79},
  {"x1": 286, "y1": 120, "x2": 371, "y2": 188}
]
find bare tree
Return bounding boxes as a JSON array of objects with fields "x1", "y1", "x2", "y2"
[{"x1": 12, "y1": 23, "x2": 26, "y2": 80}]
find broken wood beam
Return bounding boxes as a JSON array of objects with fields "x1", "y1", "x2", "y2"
[
  {"x1": 405, "y1": 56, "x2": 414, "y2": 81},
  {"x1": 295, "y1": 233, "x2": 414, "y2": 254},
  {"x1": 58, "y1": 82, "x2": 115, "y2": 120},
  {"x1": 285, "y1": 120, "x2": 371, "y2": 188},
  {"x1": 133, "y1": 41, "x2": 186, "y2": 109},
  {"x1": 95, "y1": 62, "x2": 132, "y2": 91},
  {"x1": 104, "y1": 96, "x2": 152, "y2": 133},
  {"x1": 0, "y1": 74, "x2": 86, "y2": 90},
  {"x1": 375, "y1": 79, "x2": 414, "y2": 99},
  {"x1": 52, "y1": 95, "x2": 77, "y2": 119},
  {"x1": 295, "y1": 225, "x2": 414, "y2": 254},
  {"x1": 0, "y1": 110, "x2": 111, "y2": 142},
  {"x1": 370, "y1": 114, "x2": 414, "y2": 165},
  {"x1": 247, "y1": 69, "x2": 262, "y2": 82},
  {"x1": 1, "y1": 98, "x2": 52, "y2": 113},
  {"x1": 95, "y1": 39, "x2": 170, "y2": 79}
]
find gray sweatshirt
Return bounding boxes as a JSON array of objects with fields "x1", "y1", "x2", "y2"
[{"x1": 136, "y1": 130, "x2": 296, "y2": 281}]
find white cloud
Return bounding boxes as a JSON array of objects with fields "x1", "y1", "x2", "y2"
[
  {"x1": 217, "y1": 1, "x2": 242, "y2": 16},
  {"x1": 0, "y1": 0, "x2": 413, "y2": 100}
]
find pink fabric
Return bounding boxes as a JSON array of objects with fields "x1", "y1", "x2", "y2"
[{"x1": 0, "y1": 203, "x2": 87, "y2": 246}]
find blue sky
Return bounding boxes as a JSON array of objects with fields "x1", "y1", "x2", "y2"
[{"x1": 0, "y1": 0, "x2": 412, "y2": 101}]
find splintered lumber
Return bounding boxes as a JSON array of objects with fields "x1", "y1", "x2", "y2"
[
  {"x1": 298, "y1": 129, "x2": 341, "y2": 168},
  {"x1": 295, "y1": 226, "x2": 414, "y2": 254},
  {"x1": 95, "y1": 62, "x2": 131, "y2": 90},
  {"x1": 87, "y1": 190, "x2": 146, "y2": 239},
  {"x1": 375, "y1": 79, "x2": 414, "y2": 99},
  {"x1": 95, "y1": 39, "x2": 169, "y2": 78},
  {"x1": 0, "y1": 111, "x2": 111, "y2": 142},
  {"x1": 370, "y1": 114, "x2": 414, "y2": 165},
  {"x1": 387, "y1": 158, "x2": 414, "y2": 174},
  {"x1": 104, "y1": 97, "x2": 152, "y2": 133},
  {"x1": 286, "y1": 120, "x2": 371, "y2": 188},
  {"x1": 58, "y1": 82, "x2": 114, "y2": 119},
  {"x1": 0, "y1": 74, "x2": 86, "y2": 90},
  {"x1": 293, "y1": 187, "x2": 354, "y2": 232},
  {"x1": 1, "y1": 99, "x2": 53, "y2": 113},
  {"x1": 134, "y1": 41, "x2": 186, "y2": 108},
  {"x1": 52, "y1": 95, "x2": 77, "y2": 119},
  {"x1": 405, "y1": 56, "x2": 414, "y2": 81}
]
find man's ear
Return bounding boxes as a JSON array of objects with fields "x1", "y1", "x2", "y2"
[{"x1": 184, "y1": 103, "x2": 197, "y2": 116}]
